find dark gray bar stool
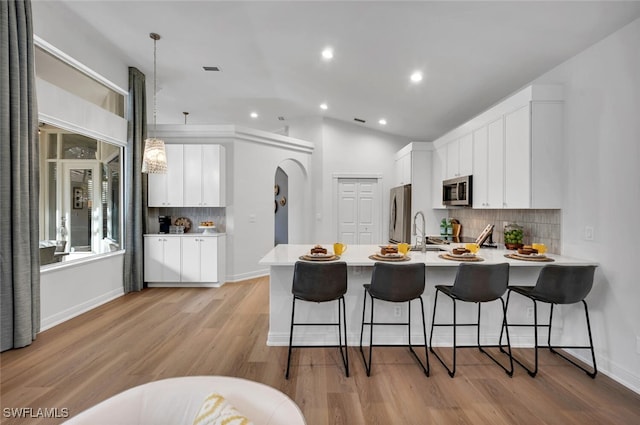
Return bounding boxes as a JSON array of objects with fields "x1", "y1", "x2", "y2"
[
  {"x1": 359, "y1": 262, "x2": 429, "y2": 377},
  {"x1": 500, "y1": 265, "x2": 597, "y2": 378},
  {"x1": 286, "y1": 261, "x2": 349, "y2": 379},
  {"x1": 430, "y1": 262, "x2": 513, "y2": 377}
]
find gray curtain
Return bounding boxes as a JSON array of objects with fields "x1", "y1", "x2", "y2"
[
  {"x1": 123, "y1": 67, "x2": 148, "y2": 293},
  {"x1": 0, "y1": 0, "x2": 41, "y2": 351}
]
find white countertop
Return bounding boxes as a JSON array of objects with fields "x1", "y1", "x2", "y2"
[
  {"x1": 259, "y1": 244, "x2": 596, "y2": 267},
  {"x1": 144, "y1": 233, "x2": 225, "y2": 237}
]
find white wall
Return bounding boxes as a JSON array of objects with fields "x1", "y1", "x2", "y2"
[
  {"x1": 32, "y1": 1, "x2": 128, "y2": 90},
  {"x1": 32, "y1": 3, "x2": 129, "y2": 332},
  {"x1": 310, "y1": 118, "x2": 411, "y2": 242},
  {"x1": 535, "y1": 17, "x2": 640, "y2": 392},
  {"x1": 40, "y1": 253, "x2": 125, "y2": 330},
  {"x1": 230, "y1": 139, "x2": 313, "y2": 281}
]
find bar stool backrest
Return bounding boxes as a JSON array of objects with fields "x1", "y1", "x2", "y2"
[
  {"x1": 369, "y1": 263, "x2": 426, "y2": 302},
  {"x1": 530, "y1": 265, "x2": 596, "y2": 304},
  {"x1": 292, "y1": 261, "x2": 347, "y2": 302},
  {"x1": 451, "y1": 263, "x2": 510, "y2": 302}
]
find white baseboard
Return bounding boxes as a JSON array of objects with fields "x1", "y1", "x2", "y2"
[
  {"x1": 40, "y1": 288, "x2": 124, "y2": 331},
  {"x1": 225, "y1": 269, "x2": 269, "y2": 283}
]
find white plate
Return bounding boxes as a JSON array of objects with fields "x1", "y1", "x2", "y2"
[
  {"x1": 513, "y1": 252, "x2": 545, "y2": 259},
  {"x1": 448, "y1": 251, "x2": 476, "y2": 258},
  {"x1": 308, "y1": 252, "x2": 334, "y2": 258},
  {"x1": 378, "y1": 252, "x2": 404, "y2": 258}
]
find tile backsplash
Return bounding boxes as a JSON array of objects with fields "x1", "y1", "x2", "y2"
[
  {"x1": 148, "y1": 207, "x2": 226, "y2": 234},
  {"x1": 448, "y1": 209, "x2": 561, "y2": 254}
]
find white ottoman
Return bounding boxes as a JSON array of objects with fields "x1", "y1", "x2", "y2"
[{"x1": 63, "y1": 376, "x2": 305, "y2": 425}]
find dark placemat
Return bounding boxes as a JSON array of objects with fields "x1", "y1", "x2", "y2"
[
  {"x1": 299, "y1": 255, "x2": 340, "y2": 262},
  {"x1": 504, "y1": 254, "x2": 554, "y2": 262},
  {"x1": 368, "y1": 254, "x2": 411, "y2": 262},
  {"x1": 439, "y1": 254, "x2": 484, "y2": 262}
]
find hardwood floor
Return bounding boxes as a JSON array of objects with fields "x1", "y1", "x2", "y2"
[{"x1": 2, "y1": 277, "x2": 639, "y2": 424}]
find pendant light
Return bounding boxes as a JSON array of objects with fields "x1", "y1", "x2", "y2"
[{"x1": 142, "y1": 32, "x2": 167, "y2": 173}]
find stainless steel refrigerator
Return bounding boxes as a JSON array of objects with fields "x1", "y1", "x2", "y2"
[{"x1": 389, "y1": 184, "x2": 411, "y2": 243}]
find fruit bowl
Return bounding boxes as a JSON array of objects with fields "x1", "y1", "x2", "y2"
[{"x1": 505, "y1": 243, "x2": 523, "y2": 250}]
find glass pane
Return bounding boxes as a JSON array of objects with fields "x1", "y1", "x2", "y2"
[
  {"x1": 47, "y1": 162, "x2": 57, "y2": 240},
  {"x1": 47, "y1": 134, "x2": 57, "y2": 159},
  {"x1": 62, "y1": 134, "x2": 97, "y2": 159},
  {"x1": 104, "y1": 156, "x2": 121, "y2": 247},
  {"x1": 69, "y1": 168, "x2": 93, "y2": 252}
]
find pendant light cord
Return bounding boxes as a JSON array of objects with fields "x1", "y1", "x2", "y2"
[{"x1": 150, "y1": 33, "x2": 161, "y2": 138}]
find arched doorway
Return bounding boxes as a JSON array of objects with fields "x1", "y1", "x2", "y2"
[{"x1": 274, "y1": 159, "x2": 309, "y2": 245}]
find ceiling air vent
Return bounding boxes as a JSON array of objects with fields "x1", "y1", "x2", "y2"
[
  {"x1": 203, "y1": 66, "x2": 221, "y2": 72},
  {"x1": 354, "y1": 118, "x2": 366, "y2": 123}
]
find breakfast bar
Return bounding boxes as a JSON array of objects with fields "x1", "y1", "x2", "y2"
[{"x1": 258, "y1": 244, "x2": 597, "y2": 348}]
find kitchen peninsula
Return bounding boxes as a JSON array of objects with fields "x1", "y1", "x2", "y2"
[{"x1": 259, "y1": 244, "x2": 596, "y2": 348}]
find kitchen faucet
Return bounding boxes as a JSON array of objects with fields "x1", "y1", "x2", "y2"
[{"x1": 412, "y1": 211, "x2": 426, "y2": 253}]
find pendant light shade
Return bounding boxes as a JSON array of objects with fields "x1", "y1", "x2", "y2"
[
  {"x1": 142, "y1": 32, "x2": 167, "y2": 174},
  {"x1": 141, "y1": 137, "x2": 167, "y2": 173}
]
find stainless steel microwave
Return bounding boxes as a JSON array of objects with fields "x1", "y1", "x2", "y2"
[{"x1": 442, "y1": 175, "x2": 472, "y2": 206}]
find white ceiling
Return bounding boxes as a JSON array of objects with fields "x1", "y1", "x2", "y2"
[{"x1": 56, "y1": 1, "x2": 640, "y2": 141}]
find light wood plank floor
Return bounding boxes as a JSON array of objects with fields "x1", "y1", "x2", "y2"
[{"x1": 2, "y1": 277, "x2": 640, "y2": 424}]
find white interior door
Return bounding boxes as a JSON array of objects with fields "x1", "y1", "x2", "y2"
[{"x1": 337, "y1": 178, "x2": 380, "y2": 244}]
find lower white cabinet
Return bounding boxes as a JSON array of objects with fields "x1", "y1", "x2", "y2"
[
  {"x1": 144, "y1": 236, "x2": 181, "y2": 282},
  {"x1": 144, "y1": 234, "x2": 225, "y2": 286},
  {"x1": 181, "y1": 236, "x2": 219, "y2": 283}
]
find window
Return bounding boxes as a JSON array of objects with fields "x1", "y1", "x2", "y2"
[{"x1": 39, "y1": 124, "x2": 123, "y2": 262}]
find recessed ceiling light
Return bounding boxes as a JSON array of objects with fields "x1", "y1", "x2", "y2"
[
  {"x1": 379, "y1": 119, "x2": 387, "y2": 125},
  {"x1": 320, "y1": 103, "x2": 328, "y2": 110},
  {"x1": 250, "y1": 112, "x2": 258, "y2": 118},
  {"x1": 410, "y1": 71, "x2": 423, "y2": 83},
  {"x1": 321, "y1": 47, "x2": 334, "y2": 60}
]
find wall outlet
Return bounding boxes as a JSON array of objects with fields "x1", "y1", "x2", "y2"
[
  {"x1": 526, "y1": 307, "x2": 534, "y2": 319},
  {"x1": 584, "y1": 225, "x2": 594, "y2": 241},
  {"x1": 394, "y1": 306, "x2": 402, "y2": 317}
]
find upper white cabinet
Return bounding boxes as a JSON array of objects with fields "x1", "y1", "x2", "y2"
[
  {"x1": 183, "y1": 144, "x2": 226, "y2": 207},
  {"x1": 148, "y1": 144, "x2": 184, "y2": 207},
  {"x1": 149, "y1": 144, "x2": 226, "y2": 208},
  {"x1": 434, "y1": 84, "x2": 564, "y2": 210},
  {"x1": 393, "y1": 143, "x2": 433, "y2": 218},
  {"x1": 394, "y1": 152, "x2": 412, "y2": 186},
  {"x1": 445, "y1": 133, "x2": 473, "y2": 179},
  {"x1": 431, "y1": 146, "x2": 446, "y2": 207}
]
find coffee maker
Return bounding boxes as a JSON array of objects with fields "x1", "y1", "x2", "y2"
[{"x1": 158, "y1": 216, "x2": 172, "y2": 234}]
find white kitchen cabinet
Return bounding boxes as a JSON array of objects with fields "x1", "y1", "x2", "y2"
[
  {"x1": 183, "y1": 144, "x2": 226, "y2": 207},
  {"x1": 487, "y1": 117, "x2": 506, "y2": 208},
  {"x1": 394, "y1": 152, "x2": 412, "y2": 186},
  {"x1": 473, "y1": 118, "x2": 505, "y2": 208},
  {"x1": 444, "y1": 133, "x2": 473, "y2": 179},
  {"x1": 148, "y1": 144, "x2": 184, "y2": 207},
  {"x1": 431, "y1": 146, "x2": 446, "y2": 207},
  {"x1": 504, "y1": 101, "x2": 564, "y2": 209},
  {"x1": 144, "y1": 234, "x2": 226, "y2": 286},
  {"x1": 432, "y1": 85, "x2": 565, "y2": 209},
  {"x1": 472, "y1": 125, "x2": 489, "y2": 208},
  {"x1": 181, "y1": 235, "x2": 220, "y2": 283},
  {"x1": 144, "y1": 235, "x2": 181, "y2": 282}
]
